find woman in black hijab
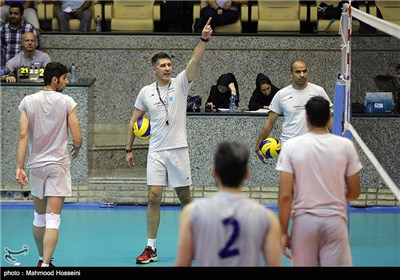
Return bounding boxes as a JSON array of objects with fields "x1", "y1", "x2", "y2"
[
  {"x1": 248, "y1": 73, "x2": 280, "y2": 111},
  {"x1": 206, "y1": 73, "x2": 239, "y2": 111}
]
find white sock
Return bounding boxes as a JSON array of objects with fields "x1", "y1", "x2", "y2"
[
  {"x1": 39, "y1": 256, "x2": 43, "y2": 261},
  {"x1": 147, "y1": 239, "x2": 156, "y2": 250},
  {"x1": 41, "y1": 263, "x2": 49, "y2": 267}
]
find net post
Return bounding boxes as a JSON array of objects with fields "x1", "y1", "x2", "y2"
[
  {"x1": 338, "y1": 2, "x2": 353, "y2": 140},
  {"x1": 333, "y1": 80, "x2": 346, "y2": 136}
]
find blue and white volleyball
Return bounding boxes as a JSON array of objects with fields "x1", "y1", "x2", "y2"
[
  {"x1": 133, "y1": 117, "x2": 151, "y2": 140},
  {"x1": 260, "y1": 137, "x2": 281, "y2": 159}
]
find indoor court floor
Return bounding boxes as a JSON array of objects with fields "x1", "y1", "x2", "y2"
[{"x1": 1, "y1": 202, "x2": 399, "y2": 267}]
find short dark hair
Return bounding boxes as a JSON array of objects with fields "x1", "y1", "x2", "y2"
[
  {"x1": 43, "y1": 62, "x2": 69, "y2": 86},
  {"x1": 306, "y1": 96, "x2": 330, "y2": 127},
  {"x1": 214, "y1": 141, "x2": 249, "y2": 188},
  {"x1": 396, "y1": 63, "x2": 400, "y2": 71},
  {"x1": 151, "y1": 52, "x2": 171, "y2": 66},
  {"x1": 9, "y1": 2, "x2": 24, "y2": 14}
]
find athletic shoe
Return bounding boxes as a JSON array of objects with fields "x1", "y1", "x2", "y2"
[
  {"x1": 136, "y1": 246, "x2": 158, "y2": 264},
  {"x1": 37, "y1": 259, "x2": 55, "y2": 267}
]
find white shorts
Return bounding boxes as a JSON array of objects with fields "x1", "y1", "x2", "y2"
[
  {"x1": 147, "y1": 147, "x2": 192, "y2": 188},
  {"x1": 29, "y1": 164, "x2": 72, "y2": 199}
]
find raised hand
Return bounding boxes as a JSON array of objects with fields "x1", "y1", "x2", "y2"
[{"x1": 202, "y1": 17, "x2": 213, "y2": 40}]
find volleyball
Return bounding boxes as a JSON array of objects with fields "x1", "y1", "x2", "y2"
[
  {"x1": 259, "y1": 137, "x2": 281, "y2": 159},
  {"x1": 133, "y1": 117, "x2": 151, "y2": 140}
]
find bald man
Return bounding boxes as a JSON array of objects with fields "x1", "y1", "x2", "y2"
[
  {"x1": 255, "y1": 59, "x2": 333, "y2": 163},
  {"x1": 1, "y1": 32, "x2": 51, "y2": 83}
]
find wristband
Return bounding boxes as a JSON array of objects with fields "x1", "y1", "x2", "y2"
[{"x1": 200, "y1": 37, "x2": 209, "y2": 42}]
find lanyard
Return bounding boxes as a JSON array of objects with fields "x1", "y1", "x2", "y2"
[{"x1": 156, "y1": 83, "x2": 170, "y2": 125}]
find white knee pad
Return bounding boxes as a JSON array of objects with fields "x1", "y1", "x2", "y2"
[
  {"x1": 33, "y1": 211, "x2": 46, "y2": 227},
  {"x1": 45, "y1": 213, "x2": 61, "y2": 230}
]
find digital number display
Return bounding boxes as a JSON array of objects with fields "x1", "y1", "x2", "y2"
[{"x1": 19, "y1": 66, "x2": 29, "y2": 77}]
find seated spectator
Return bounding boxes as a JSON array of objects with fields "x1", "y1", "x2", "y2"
[
  {"x1": 248, "y1": 73, "x2": 280, "y2": 111},
  {"x1": 54, "y1": 0, "x2": 92, "y2": 32},
  {"x1": 1, "y1": 1, "x2": 40, "y2": 66},
  {"x1": 0, "y1": 0, "x2": 40, "y2": 29},
  {"x1": 1, "y1": 31, "x2": 50, "y2": 83},
  {"x1": 206, "y1": 72, "x2": 239, "y2": 111},
  {"x1": 194, "y1": 0, "x2": 247, "y2": 32}
]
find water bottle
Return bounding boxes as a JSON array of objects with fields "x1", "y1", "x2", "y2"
[
  {"x1": 33, "y1": 67, "x2": 39, "y2": 79},
  {"x1": 70, "y1": 63, "x2": 77, "y2": 83},
  {"x1": 229, "y1": 94, "x2": 237, "y2": 113},
  {"x1": 95, "y1": 15, "x2": 101, "y2": 32},
  {"x1": 29, "y1": 64, "x2": 34, "y2": 80},
  {"x1": 6, "y1": 191, "x2": 14, "y2": 199},
  {"x1": 366, "y1": 102, "x2": 373, "y2": 113}
]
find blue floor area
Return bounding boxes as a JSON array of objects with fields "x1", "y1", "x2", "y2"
[{"x1": 1, "y1": 202, "x2": 399, "y2": 267}]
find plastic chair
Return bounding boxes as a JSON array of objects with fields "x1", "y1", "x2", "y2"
[
  {"x1": 249, "y1": 1, "x2": 306, "y2": 32},
  {"x1": 110, "y1": 0, "x2": 160, "y2": 32}
]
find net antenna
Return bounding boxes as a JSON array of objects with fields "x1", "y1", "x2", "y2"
[{"x1": 334, "y1": 1, "x2": 400, "y2": 200}]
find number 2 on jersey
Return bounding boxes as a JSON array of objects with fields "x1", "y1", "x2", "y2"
[{"x1": 218, "y1": 217, "x2": 240, "y2": 259}]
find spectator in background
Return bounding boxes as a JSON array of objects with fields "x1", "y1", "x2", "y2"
[
  {"x1": 396, "y1": 63, "x2": 400, "y2": 84},
  {"x1": 248, "y1": 73, "x2": 280, "y2": 111},
  {"x1": 1, "y1": 32, "x2": 50, "y2": 82},
  {"x1": 193, "y1": 0, "x2": 247, "y2": 32},
  {"x1": 54, "y1": 0, "x2": 92, "y2": 32},
  {"x1": 206, "y1": 72, "x2": 239, "y2": 111},
  {"x1": 0, "y1": 0, "x2": 40, "y2": 29},
  {"x1": 1, "y1": 1, "x2": 40, "y2": 66}
]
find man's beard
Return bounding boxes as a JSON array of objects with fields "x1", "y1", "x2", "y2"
[{"x1": 10, "y1": 19, "x2": 21, "y2": 28}]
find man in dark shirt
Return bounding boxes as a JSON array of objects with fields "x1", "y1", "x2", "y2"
[{"x1": 1, "y1": 2, "x2": 40, "y2": 66}]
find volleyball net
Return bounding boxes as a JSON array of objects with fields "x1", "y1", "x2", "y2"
[{"x1": 333, "y1": 1, "x2": 400, "y2": 201}]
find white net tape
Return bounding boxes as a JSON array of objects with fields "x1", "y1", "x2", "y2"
[
  {"x1": 347, "y1": 124, "x2": 400, "y2": 201},
  {"x1": 352, "y1": 6, "x2": 400, "y2": 39},
  {"x1": 341, "y1": 2, "x2": 400, "y2": 201}
]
